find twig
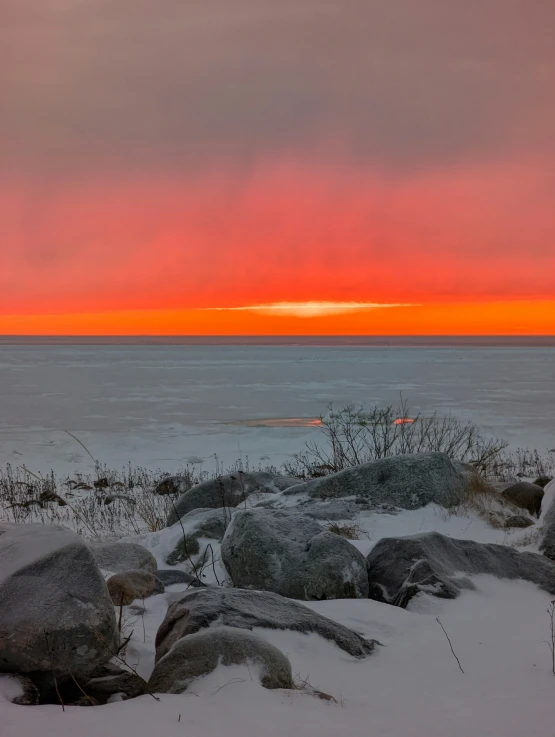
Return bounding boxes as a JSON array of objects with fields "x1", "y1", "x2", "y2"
[
  {"x1": 436, "y1": 617, "x2": 464, "y2": 673},
  {"x1": 70, "y1": 673, "x2": 97, "y2": 706},
  {"x1": 64, "y1": 430, "x2": 97, "y2": 463}
]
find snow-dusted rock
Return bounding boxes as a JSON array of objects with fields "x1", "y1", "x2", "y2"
[
  {"x1": 90, "y1": 541, "x2": 157, "y2": 574},
  {"x1": 156, "y1": 569, "x2": 206, "y2": 587},
  {"x1": 366, "y1": 531, "x2": 555, "y2": 608},
  {"x1": 502, "y1": 482, "x2": 544, "y2": 517},
  {"x1": 164, "y1": 507, "x2": 229, "y2": 564},
  {"x1": 166, "y1": 472, "x2": 299, "y2": 526},
  {"x1": 107, "y1": 570, "x2": 164, "y2": 606},
  {"x1": 539, "y1": 479, "x2": 555, "y2": 560},
  {"x1": 282, "y1": 452, "x2": 473, "y2": 509},
  {"x1": 149, "y1": 626, "x2": 293, "y2": 694},
  {"x1": 155, "y1": 587, "x2": 376, "y2": 660},
  {"x1": 221, "y1": 508, "x2": 369, "y2": 600},
  {"x1": 0, "y1": 523, "x2": 118, "y2": 675}
]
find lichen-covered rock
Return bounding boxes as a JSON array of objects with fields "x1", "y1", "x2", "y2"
[
  {"x1": 282, "y1": 452, "x2": 472, "y2": 509},
  {"x1": 502, "y1": 482, "x2": 544, "y2": 517},
  {"x1": 221, "y1": 508, "x2": 369, "y2": 600},
  {"x1": 155, "y1": 587, "x2": 376, "y2": 660},
  {"x1": 150, "y1": 626, "x2": 293, "y2": 693},
  {"x1": 0, "y1": 523, "x2": 118, "y2": 676},
  {"x1": 366, "y1": 531, "x2": 555, "y2": 608},
  {"x1": 166, "y1": 472, "x2": 299, "y2": 526},
  {"x1": 107, "y1": 570, "x2": 164, "y2": 606},
  {"x1": 90, "y1": 542, "x2": 157, "y2": 574}
]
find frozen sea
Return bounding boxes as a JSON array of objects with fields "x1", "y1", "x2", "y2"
[{"x1": 0, "y1": 337, "x2": 554, "y2": 475}]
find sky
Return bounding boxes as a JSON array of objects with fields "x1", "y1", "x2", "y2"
[{"x1": 1, "y1": 0, "x2": 554, "y2": 335}]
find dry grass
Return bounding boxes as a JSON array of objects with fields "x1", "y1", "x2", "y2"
[{"x1": 325, "y1": 521, "x2": 363, "y2": 540}]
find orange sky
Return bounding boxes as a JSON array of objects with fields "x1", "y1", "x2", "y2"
[{"x1": 1, "y1": 1, "x2": 554, "y2": 335}]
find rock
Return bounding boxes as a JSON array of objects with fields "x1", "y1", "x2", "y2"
[
  {"x1": 502, "y1": 482, "x2": 544, "y2": 517},
  {"x1": 165, "y1": 508, "x2": 229, "y2": 565},
  {"x1": 0, "y1": 523, "x2": 118, "y2": 675},
  {"x1": 0, "y1": 674, "x2": 40, "y2": 705},
  {"x1": 149, "y1": 626, "x2": 292, "y2": 694},
  {"x1": 156, "y1": 569, "x2": 206, "y2": 587},
  {"x1": 534, "y1": 476, "x2": 552, "y2": 489},
  {"x1": 539, "y1": 480, "x2": 555, "y2": 560},
  {"x1": 221, "y1": 508, "x2": 369, "y2": 600},
  {"x1": 90, "y1": 542, "x2": 157, "y2": 574},
  {"x1": 166, "y1": 472, "x2": 299, "y2": 526},
  {"x1": 107, "y1": 570, "x2": 164, "y2": 606},
  {"x1": 366, "y1": 531, "x2": 555, "y2": 608},
  {"x1": 165, "y1": 535, "x2": 200, "y2": 565},
  {"x1": 82, "y1": 662, "x2": 148, "y2": 702},
  {"x1": 155, "y1": 475, "x2": 190, "y2": 496},
  {"x1": 282, "y1": 452, "x2": 473, "y2": 509},
  {"x1": 504, "y1": 515, "x2": 534, "y2": 529},
  {"x1": 175, "y1": 507, "x2": 229, "y2": 540},
  {"x1": 155, "y1": 587, "x2": 376, "y2": 660}
]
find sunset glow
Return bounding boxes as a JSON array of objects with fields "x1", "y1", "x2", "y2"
[{"x1": 1, "y1": 1, "x2": 554, "y2": 335}]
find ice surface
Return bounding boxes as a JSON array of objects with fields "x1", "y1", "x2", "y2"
[{"x1": 1, "y1": 345, "x2": 554, "y2": 475}]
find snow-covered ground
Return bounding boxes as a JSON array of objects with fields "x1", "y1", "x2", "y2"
[
  {"x1": 1, "y1": 345, "x2": 554, "y2": 476},
  {"x1": 2, "y1": 344, "x2": 555, "y2": 736},
  {"x1": 3, "y1": 496, "x2": 555, "y2": 737}
]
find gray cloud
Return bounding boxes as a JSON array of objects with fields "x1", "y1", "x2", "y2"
[{"x1": 1, "y1": 0, "x2": 554, "y2": 173}]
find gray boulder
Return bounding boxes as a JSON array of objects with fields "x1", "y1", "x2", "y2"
[
  {"x1": 539, "y1": 483, "x2": 555, "y2": 560},
  {"x1": 366, "y1": 531, "x2": 555, "y2": 608},
  {"x1": 166, "y1": 472, "x2": 299, "y2": 526},
  {"x1": 149, "y1": 626, "x2": 292, "y2": 693},
  {"x1": 90, "y1": 542, "x2": 157, "y2": 574},
  {"x1": 155, "y1": 587, "x2": 376, "y2": 660},
  {"x1": 502, "y1": 482, "x2": 544, "y2": 517},
  {"x1": 107, "y1": 570, "x2": 164, "y2": 606},
  {"x1": 283, "y1": 453, "x2": 473, "y2": 509},
  {"x1": 221, "y1": 508, "x2": 369, "y2": 600},
  {"x1": 0, "y1": 523, "x2": 118, "y2": 675},
  {"x1": 156, "y1": 569, "x2": 206, "y2": 587}
]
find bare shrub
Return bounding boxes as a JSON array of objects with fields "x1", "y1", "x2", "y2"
[{"x1": 284, "y1": 400, "x2": 508, "y2": 479}]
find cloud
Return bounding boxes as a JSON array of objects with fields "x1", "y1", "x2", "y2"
[
  {"x1": 1, "y1": 0, "x2": 554, "y2": 174},
  {"x1": 207, "y1": 301, "x2": 416, "y2": 317}
]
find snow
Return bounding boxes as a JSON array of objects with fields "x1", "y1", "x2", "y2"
[
  {"x1": 2, "y1": 344, "x2": 555, "y2": 735},
  {"x1": 3, "y1": 576, "x2": 555, "y2": 737}
]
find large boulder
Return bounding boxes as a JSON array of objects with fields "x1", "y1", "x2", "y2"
[
  {"x1": 0, "y1": 523, "x2": 118, "y2": 675},
  {"x1": 149, "y1": 626, "x2": 293, "y2": 694},
  {"x1": 221, "y1": 508, "x2": 369, "y2": 600},
  {"x1": 502, "y1": 482, "x2": 544, "y2": 517},
  {"x1": 155, "y1": 587, "x2": 376, "y2": 660},
  {"x1": 166, "y1": 472, "x2": 299, "y2": 526},
  {"x1": 282, "y1": 452, "x2": 473, "y2": 509},
  {"x1": 539, "y1": 480, "x2": 555, "y2": 559},
  {"x1": 107, "y1": 570, "x2": 164, "y2": 606},
  {"x1": 90, "y1": 542, "x2": 157, "y2": 574},
  {"x1": 366, "y1": 531, "x2": 555, "y2": 608}
]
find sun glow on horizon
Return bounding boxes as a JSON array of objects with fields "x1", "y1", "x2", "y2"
[{"x1": 206, "y1": 301, "x2": 417, "y2": 318}]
